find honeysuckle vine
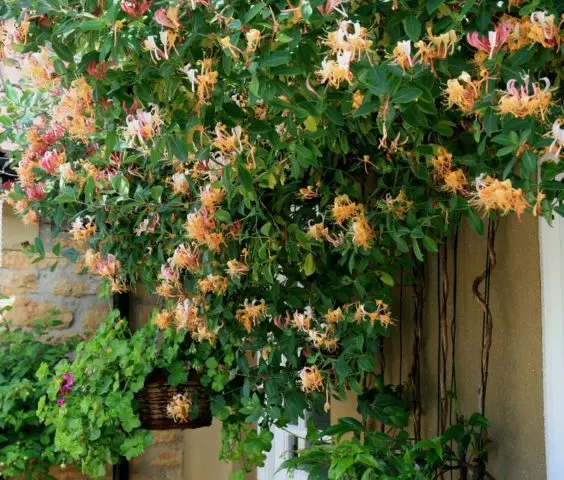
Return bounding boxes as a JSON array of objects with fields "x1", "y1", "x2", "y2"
[{"x1": 0, "y1": 0, "x2": 563, "y2": 478}]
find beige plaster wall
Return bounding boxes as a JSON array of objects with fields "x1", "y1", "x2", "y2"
[{"x1": 385, "y1": 215, "x2": 546, "y2": 479}]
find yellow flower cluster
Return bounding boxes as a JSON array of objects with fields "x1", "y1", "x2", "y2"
[
  {"x1": 354, "y1": 300, "x2": 393, "y2": 328},
  {"x1": 235, "y1": 300, "x2": 267, "y2": 332},
  {"x1": 166, "y1": 393, "x2": 192, "y2": 423},
  {"x1": 444, "y1": 71, "x2": 484, "y2": 114},
  {"x1": 393, "y1": 30, "x2": 457, "y2": 71},
  {"x1": 318, "y1": 21, "x2": 372, "y2": 88},
  {"x1": 470, "y1": 175, "x2": 529, "y2": 217},
  {"x1": 299, "y1": 365, "x2": 324, "y2": 393},
  {"x1": 432, "y1": 147, "x2": 467, "y2": 195},
  {"x1": 52, "y1": 77, "x2": 95, "y2": 140}
]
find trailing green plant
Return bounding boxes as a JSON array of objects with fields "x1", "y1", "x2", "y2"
[
  {"x1": 36, "y1": 309, "x2": 191, "y2": 478},
  {"x1": 0, "y1": 296, "x2": 77, "y2": 479},
  {"x1": 0, "y1": 0, "x2": 562, "y2": 478}
]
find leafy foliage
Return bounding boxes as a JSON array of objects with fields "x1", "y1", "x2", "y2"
[
  {"x1": 0, "y1": 0, "x2": 562, "y2": 478},
  {"x1": 0, "y1": 297, "x2": 77, "y2": 479}
]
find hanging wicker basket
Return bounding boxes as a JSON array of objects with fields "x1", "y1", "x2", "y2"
[{"x1": 136, "y1": 368, "x2": 212, "y2": 430}]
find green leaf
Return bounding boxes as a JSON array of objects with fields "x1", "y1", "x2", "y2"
[
  {"x1": 260, "y1": 51, "x2": 292, "y2": 68},
  {"x1": 169, "y1": 136, "x2": 188, "y2": 162},
  {"x1": 426, "y1": 0, "x2": 445, "y2": 13},
  {"x1": 403, "y1": 16, "x2": 421, "y2": 41},
  {"x1": 150, "y1": 185, "x2": 164, "y2": 202},
  {"x1": 303, "y1": 253, "x2": 316, "y2": 276},
  {"x1": 301, "y1": 1, "x2": 313, "y2": 20},
  {"x1": 393, "y1": 87, "x2": 423, "y2": 104},
  {"x1": 422, "y1": 236, "x2": 439, "y2": 252},
  {"x1": 466, "y1": 208, "x2": 484, "y2": 236},
  {"x1": 51, "y1": 38, "x2": 74, "y2": 62},
  {"x1": 168, "y1": 361, "x2": 188, "y2": 386},
  {"x1": 105, "y1": 131, "x2": 117, "y2": 159},
  {"x1": 216, "y1": 209, "x2": 232, "y2": 223},
  {"x1": 520, "y1": 151, "x2": 536, "y2": 178},
  {"x1": 376, "y1": 271, "x2": 394, "y2": 287},
  {"x1": 238, "y1": 166, "x2": 253, "y2": 191},
  {"x1": 358, "y1": 354, "x2": 377, "y2": 373},
  {"x1": 412, "y1": 238, "x2": 424, "y2": 261},
  {"x1": 244, "y1": 3, "x2": 267, "y2": 23}
]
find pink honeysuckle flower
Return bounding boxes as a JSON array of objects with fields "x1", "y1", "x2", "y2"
[
  {"x1": 38, "y1": 150, "x2": 64, "y2": 174},
  {"x1": 86, "y1": 60, "x2": 107, "y2": 80},
  {"x1": 120, "y1": 0, "x2": 152, "y2": 18},
  {"x1": 25, "y1": 183, "x2": 46, "y2": 200},
  {"x1": 57, "y1": 398, "x2": 65, "y2": 406},
  {"x1": 40, "y1": 122, "x2": 65, "y2": 145},
  {"x1": 318, "y1": 0, "x2": 349, "y2": 16},
  {"x1": 125, "y1": 105, "x2": 163, "y2": 145},
  {"x1": 122, "y1": 98, "x2": 139, "y2": 116},
  {"x1": 154, "y1": 7, "x2": 181, "y2": 30},
  {"x1": 160, "y1": 264, "x2": 179, "y2": 282},
  {"x1": 466, "y1": 23, "x2": 513, "y2": 59},
  {"x1": 143, "y1": 35, "x2": 166, "y2": 62}
]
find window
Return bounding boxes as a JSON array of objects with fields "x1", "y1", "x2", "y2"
[{"x1": 257, "y1": 410, "x2": 330, "y2": 480}]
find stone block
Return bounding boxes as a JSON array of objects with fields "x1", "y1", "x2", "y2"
[
  {"x1": 52, "y1": 279, "x2": 89, "y2": 297},
  {"x1": 152, "y1": 431, "x2": 181, "y2": 444},
  {"x1": 0, "y1": 272, "x2": 39, "y2": 295},
  {"x1": 152, "y1": 450, "x2": 182, "y2": 468},
  {"x1": 80, "y1": 304, "x2": 110, "y2": 331},
  {"x1": 6, "y1": 297, "x2": 73, "y2": 328}
]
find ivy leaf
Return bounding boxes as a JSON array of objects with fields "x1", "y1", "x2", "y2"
[{"x1": 403, "y1": 16, "x2": 421, "y2": 42}]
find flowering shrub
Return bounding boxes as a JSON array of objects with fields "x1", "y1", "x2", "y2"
[
  {"x1": 0, "y1": 0, "x2": 563, "y2": 477},
  {"x1": 0, "y1": 296, "x2": 77, "y2": 478}
]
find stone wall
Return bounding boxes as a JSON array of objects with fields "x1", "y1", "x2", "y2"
[{"x1": 1, "y1": 208, "x2": 109, "y2": 336}]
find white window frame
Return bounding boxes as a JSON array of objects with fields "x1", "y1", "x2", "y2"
[
  {"x1": 540, "y1": 214, "x2": 564, "y2": 479},
  {"x1": 257, "y1": 417, "x2": 310, "y2": 480}
]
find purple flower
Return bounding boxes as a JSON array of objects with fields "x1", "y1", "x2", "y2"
[
  {"x1": 57, "y1": 373, "x2": 74, "y2": 402},
  {"x1": 61, "y1": 373, "x2": 74, "y2": 388}
]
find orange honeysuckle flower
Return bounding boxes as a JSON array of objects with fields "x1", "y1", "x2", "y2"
[
  {"x1": 351, "y1": 213, "x2": 375, "y2": 249},
  {"x1": 332, "y1": 194, "x2": 363, "y2": 224},
  {"x1": 470, "y1": 175, "x2": 530, "y2": 218},
  {"x1": 299, "y1": 365, "x2": 324, "y2": 393},
  {"x1": 444, "y1": 71, "x2": 483, "y2": 114},
  {"x1": 235, "y1": 300, "x2": 267, "y2": 332}
]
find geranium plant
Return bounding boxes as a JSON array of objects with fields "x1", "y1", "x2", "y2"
[
  {"x1": 0, "y1": 0, "x2": 562, "y2": 478},
  {"x1": 0, "y1": 296, "x2": 77, "y2": 479}
]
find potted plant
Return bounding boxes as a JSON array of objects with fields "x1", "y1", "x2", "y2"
[{"x1": 37, "y1": 309, "x2": 212, "y2": 478}]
